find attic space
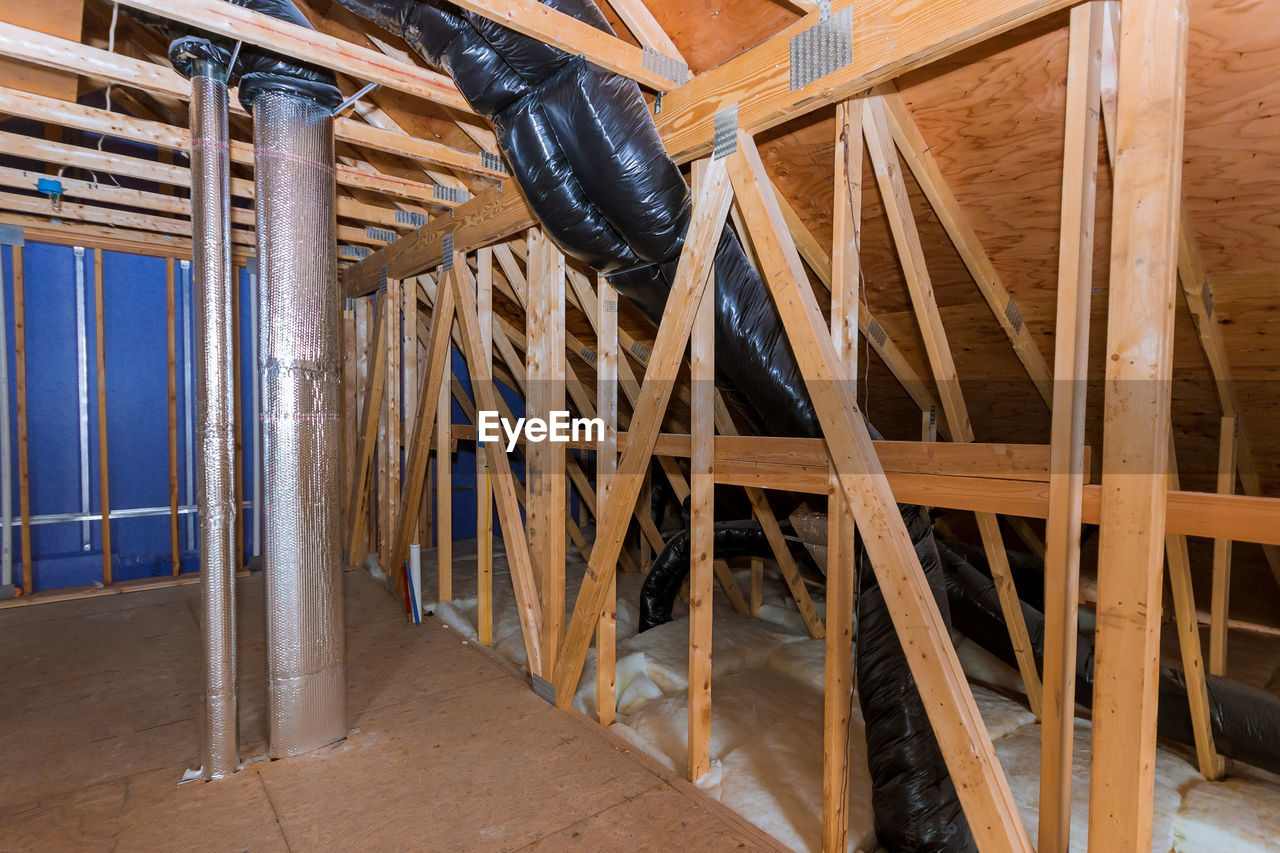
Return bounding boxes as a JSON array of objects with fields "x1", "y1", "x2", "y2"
[{"x1": 1, "y1": 0, "x2": 1279, "y2": 851}]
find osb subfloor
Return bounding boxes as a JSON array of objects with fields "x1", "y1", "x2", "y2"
[{"x1": 0, "y1": 568, "x2": 774, "y2": 852}]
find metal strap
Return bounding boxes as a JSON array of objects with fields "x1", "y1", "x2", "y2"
[
  {"x1": 395, "y1": 209, "x2": 428, "y2": 228},
  {"x1": 789, "y1": 5, "x2": 854, "y2": 91},
  {"x1": 340, "y1": 245, "x2": 372, "y2": 260},
  {"x1": 642, "y1": 46, "x2": 689, "y2": 87},
  {"x1": 531, "y1": 673, "x2": 557, "y2": 705},
  {"x1": 1004, "y1": 297, "x2": 1024, "y2": 334},
  {"x1": 366, "y1": 226, "x2": 396, "y2": 243},
  {"x1": 866, "y1": 317, "x2": 887, "y2": 348},
  {"x1": 433, "y1": 185, "x2": 469, "y2": 204},
  {"x1": 713, "y1": 104, "x2": 739, "y2": 160},
  {"x1": 480, "y1": 151, "x2": 507, "y2": 174},
  {"x1": 442, "y1": 233, "x2": 455, "y2": 271}
]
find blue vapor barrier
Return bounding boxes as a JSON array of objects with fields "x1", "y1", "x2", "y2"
[{"x1": 1, "y1": 242, "x2": 261, "y2": 592}]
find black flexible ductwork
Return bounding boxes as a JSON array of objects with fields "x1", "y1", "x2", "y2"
[
  {"x1": 939, "y1": 540, "x2": 1280, "y2": 776},
  {"x1": 330, "y1": 1, "x2": 968, "y2": 848},
  {"x1": 638, "y1": 519, "x2": 814, "y2": 631}
]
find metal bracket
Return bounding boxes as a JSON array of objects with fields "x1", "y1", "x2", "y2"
[
  {"x1": 433, "y1": 185, "x2": 469, "y2": 205},
  {"x1": 376, "y1": 266, "x2": 388, "y2": 296},
  {"x1": 712, "y1": 103, "x2": 739, "y2": 160},
  {"x1": 1004, "y1": 297, "x2": 1024, "y2": 334},
  {"x1": 0, "y1": 225, "x2": 23, "y2": 247},
  {"x1": 365, "y1": 226, "x2": 396, "y2": 244},
  {"x1": 642, "y1": 46, "x2": 689, "y2": 87},
  {"x1": 246, "y1": 256, "x2": 258, "y2": 276},
  {"x1": 866, "y1": 317, "x2": 887, "y2": 349},
  {"x1": 789, "y1": 4, "x2": 853, "y2": 91},
  {"x1": 442, "y1": 233, "x2": 455, "y2": 271},
  {"x1": 395, "y1": 209, "x2": 428, "y2": 228},
  {"x1": 480, "y1": 151, "x2": 507, "y2": 175},
  {"x1": 531, "y1": 673, "x2": 557, "y2": 705},
  {"x1": 1201, "y1": 277, "x2": 1214, "y2": 319},
  {"x1": 340, "y1": 245, "x2": 372, "y2": 260}
]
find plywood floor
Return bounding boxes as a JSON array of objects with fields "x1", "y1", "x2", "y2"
[{"x1": 0, "y1": 568, "x2": 777, "y2": 851}]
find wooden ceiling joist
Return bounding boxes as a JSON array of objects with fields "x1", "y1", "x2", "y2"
[{"x1": 109, "y1": 0, "x2": 470, "y2": 112}]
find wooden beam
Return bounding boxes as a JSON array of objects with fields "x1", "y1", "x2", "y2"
[
  {"x1": 823, "y1": 93, "x2": 861, "y2": 853},
  {"x1": 1039, "y1": 5, "x2": 1103, "y2": 849},
  {"x1": 864, "y1": 95, "x2": 1042, "y2": 716},
  {"x1": 344, "y1": 294, "x2": 386, "y2": 560},
  {"x1": 605, "y1": 0, "x2": 683, "y2": 59},
  {"x1": 1209, "y1": 415, "x2": 1237, "y2": 676},
  {"x1": 727, "y1": 130, "x2": 1030, "y2": 851},
  {"x1": 383, "y1": 278, "x2": 402, "y2": 586},
  {"x1": 110, "y1": 0, "x2": 469, "y2": 111},
  {"x1": 596, "y1": 277, "x2": 619, "y2": 726},
  {"x1": 446, "y1": 0, "x2": 684, "y2": 90},
  {"x1": 93, "y1": 249, "x2": 112, "y2": 585},
  {"x1": 436, "y1": 350, "x2": 452, "y2": 603},
  {"x1": 167, "y1": 258, "x2": 181, "y2": 577},
  {"x1": 687, "y1": 174, "x2": 715, "y2": 782},
  {"x1": 553, "y1": 155, "x2": 733, "y2": 705},
  {"x1": 476, "y1": 248, "x2": 495, "y2": 647},
  {"x1": 877, "y1": 85, "x2": 1054, "y2": 405},
  {"x1": 12, "y1": 247, "x2": 32, "y2": 594},
  {"x1": 526, "y1": 230, "x2": 567, "y2": 679},
  {"x1": 447, "y1": 260, "x2": 546, "y2": 674},
  {"x1": 1087, "y1": 0, "x2": 1189, "y2": 847}
]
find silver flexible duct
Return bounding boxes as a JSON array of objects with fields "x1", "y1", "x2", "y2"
[
  {"x1": 191, "y1": 62, "x2": 238, "y2": 780},
  {"x1": 253, "y1": 89, "x2": 346, "y2": 756}
]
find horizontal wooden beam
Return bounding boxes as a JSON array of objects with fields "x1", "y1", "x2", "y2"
[
  {"x1": 0, "y1": 211, "x2": 253, "y2": 264},
  {"x1": 0, "y1": 190, "x2": 258, "y2": 247},
  {"x1": 345, "y1": 0, "x2": 1075, "y2": 290},
  {"x1": 446, "y1": 0, "x2": 685, "y2": 90},
  {"x1": 111, "y1": 0, "x2": 470, "y2": 111}
]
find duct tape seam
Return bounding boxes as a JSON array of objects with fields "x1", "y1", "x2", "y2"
[
  {"x1": 1004, "y1": 297, "x2": 1023, "y2": 334},
  {"x1": 789, "y1": 5, "x2": 853, "y2": 91},
  {"x1": 642, "y1": 46, "x2": 689, "y2": 87},
  {"x1": 713, "y1": 104, "x2": 738, "y2": 160},
  {"x1": 0, "y1": 225, "x2": 23, "y2": 246}
]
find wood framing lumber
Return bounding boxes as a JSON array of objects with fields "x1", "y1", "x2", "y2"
[
  {"x1": 476, "y1": 248, "x2": 495, "y2": 646},
  {"x1": 596, "y1": 277, "x2": 619, "y2": 726},
  {"x1": 864, "y1": 96, "x2": 1042, "y2": 716},
  {"x1": 605, "y1": 0, "x2": 683, "y2": 59},
  {"x1": 110, "y1": 0, "x2": 469, "y2": 110},
  {"x1": 876, "y1": 85, "x2": 1054, "y2": 406},
  {"x1": 823, "y1": 93, "x2": 861, "y2": 853},
  {"x1": 0, "y1": 212, "x2": 248, "y2": 263},
  {"x1": 436, "y1": 360, "x2": 452, "y2": 603},
  {"x1": 345, "y1": 295, "x2": 387, "y2": 559},
  {"x1": 687, "y1": 193, "x2": 715, "y2": 782},
  {"x1": 167, "y1": 259, "x2": 182, "y2": 577},
  {"x1": 553, "y1": 155, "x2": 733, "y2": 706},
  {"x1": 446, "y1": 0, "x2": 684, "y2": 90},
  {"x1": 93, "y1": 249, "x2": 113, "y2": 585},
  {"x1": 727, "y1": 130, "x2": 1031, "y2": 851},
  {"x1": 1209, "y1": 415, "x2": 1237, "y2": 677},
  {"x1": 12, "y1": 247, "x2": 32, "y2": 595},
  {"x1": 1039, "y1": 5, "x2": 1104, "y2": 849},
  {"x1": 526, "y1": 229, "x2": 567, "y2": 678},
  {"x1": 1164, "y1": 440, "x2": 1223, "y2": 780},
  {"x1": 1087, "y1": 0, "x2": 1189, "y2": 848},
  {"x1": 345, "y1": 0, "x2": 1079, "y2": 290},
  {"x1": 383, "y1": 279, "x2": 403, "y2": 589},
  {"x1": 448, "y1": 260, "x2": 548, "y2": 675}
]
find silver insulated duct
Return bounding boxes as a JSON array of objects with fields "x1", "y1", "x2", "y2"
[
  {"x1": 190, "y1": 61, "x2": 239, "y2": 780},
  {"x1": 253, "y1": 89, "x2": 347, "y2": 756}
]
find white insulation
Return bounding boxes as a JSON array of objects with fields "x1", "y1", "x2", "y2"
[{"x1": 425, "y1": 539, "x2": 1280, "y2": 852}]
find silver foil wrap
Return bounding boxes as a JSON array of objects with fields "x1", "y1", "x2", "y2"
[
  {"x1": 191, "y1": 69, "x2": 239, "y2": 780},
  {"x1": 253, "y1": 91, "x2": 347, "y2": 757}
]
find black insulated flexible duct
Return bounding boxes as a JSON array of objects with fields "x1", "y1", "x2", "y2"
[
  {"x1": 939, "y1": 539, "x2": 1280, "y2": 777},
  {"x1": 332, "y1": 1, "x2": 968, "y2": 848}
]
